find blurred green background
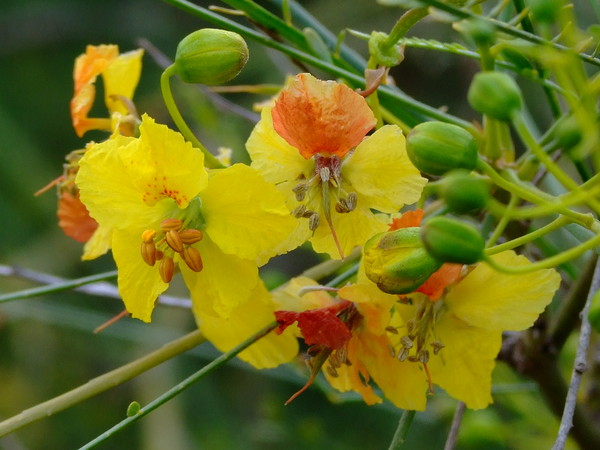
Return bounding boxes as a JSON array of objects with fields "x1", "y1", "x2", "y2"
[{"x1": 0, "y1": 0, "x2": 574, "y2": 448}]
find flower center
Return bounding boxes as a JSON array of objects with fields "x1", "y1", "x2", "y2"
[
  {"x1": 388, "y1": 297, "x2": 446, "y2": 393},
  {"x1": 290, "y1": 154, "x2": 358, "y2": 258},
  {"x1": 139, "y1": 197, "x2": 206, "y2": 283}
]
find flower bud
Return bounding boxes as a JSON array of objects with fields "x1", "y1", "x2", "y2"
[
  {"x1": 421, "y1": 217, "x2": 484, "y2": 264},
  {"x1": 439, "y1": 169, "x2": 490, "y2": 214},
  {"x1": 363, "y1": 227, "x2": 442, "y2": 294},
  {"x1": 554, "y1": 115, "x2": 582, "y2": 151},
  {"x1": 406, "y1": 121, "x2": 478, "y2": 176},
  {"x1": 174, "y1": 29, "x2": 249, "y2": 85},
  {"x1": 467, "y1": 72, "x2": 522, "y2": 121}
]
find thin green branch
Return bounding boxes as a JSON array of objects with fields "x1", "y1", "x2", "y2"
[
  {"x1": 0, "y1": 270, "x2": 117, "y2": 304},
  {"x1": 388, "y1": 410, "x2": 416, "y2": 449},
  {"x1": 0, "y1": 330, "x2": 205, "y2": 437},
  {"x1": 80, "y1": 322, "x2": 278, "y2": 449}
]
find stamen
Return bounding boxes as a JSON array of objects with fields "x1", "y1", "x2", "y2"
[
  {"x1": 308, "y1": 213, "x2": 320, "y2": 231},
  {"x1": 431, "y1": 341, "x2": 445, "y2": 355},
  {"x1": 292, "y1": 182, "x2": 308, "y2": 202},
  {"x1": 141, "y1": 240, "x2": 156, "y2": 266},
  {"x1": 179, "y1": 229, "x2": 203, "y2": 245},
  {"x1": 346, "y1": 192, "x2": 357, "y2": 211},
  {"x1": 293, "y1": 204, "x2": 307, "y2": 218},
  {"x1": 423, "y1": 362, "x2": 435, "y2": 395},
  {"x1": 326, "y1": 365, "x2": 339, "y2": 378},
  {"x1": 418, "y1": 349, "x2": 430, "y2": 364},
  {"x1": 159, "y1": 257, "x2": 175, "y2": 283},
  {"x1": 182, "y1": 246, "x2": 203, "y2": 272},
  {"x1": 335, "y1": 198, "x2": 350, "y2": 213},
  {"x1": 385, "y1": 326, "x2": 399, "y2": 334},
  {"x1": 166, "y1": 229, "x2": 184, "y2": 253},
  {"x1": 141, "y1": 229, "x2": 156, "y2": 243},
  {"x1": 319, "y1": 166, "x2": 331, "y2": 182},
  {"x1": 161, "y1": 218, "x2": 183, "y2": 231}
]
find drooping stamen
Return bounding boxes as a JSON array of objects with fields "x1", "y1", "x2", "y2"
[
  {"x1": 319, "y1": 166, "x2": 344, "y2": 258},
  {"x1": 285, "y1": 347, "x2": 332, "y2": 405},
  {"x1": 423, "y1": 362, "x2": 435, "y2": 395},
  {"x1": 93, "y1": 309, "x2": 130, "y2": 334}
]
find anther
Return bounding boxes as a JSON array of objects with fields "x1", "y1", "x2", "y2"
[
  {"x1": 141, "y1": 229, "x2": 156, "y2": 243},
  {"x1": 161, "y1": 218, "x2": 183, "y2": 232},
  {"x1": 293, "y1": 204, "x2": 307, "y2": 218},
  {"x1": 309, "y1": 213, "x2": 320, "y2": 231},
  {"x1": 292, "y1": 183, "x2": 308, "y2": 202},
  {"x1": 418, "y1": 349, "x2": 430, "y2": 364},
  {"x1": 179, "y1": 229, "x2": 203, "y2": 245},
  {"x1": 335, "y1": 198, "x2": 349, "y2": 213},
  {"x1": 159, "y1": 257, "x2": 175, "y2": 283},
  {"x1": 326, "y1": 364, "x2": 339, "y2": 378},
  {"x1": 431, "y1": 341, "x2": 445, "y2": 355},
  {"x1": 166, "y1": 229, "x2": 184, "y2": 253},
  {"x1": 141, "y1": 241, "x2": 156, "y2": 266},
  {"x1": 319, "y1": 167, "x2": 331, "y2": 182},
  {"x1": 182, "y1": 246, "x2": 203, "y2": 272},
  {"x1": 346, "y1": 192, "x2": 357, "y2": 211},
  {"x1": 386, "y1": 326, "x2": 399, "y2": 334}
]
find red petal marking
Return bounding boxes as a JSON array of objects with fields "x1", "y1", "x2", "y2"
[
  {"x1": 389, "y1": 209, "x2": 424, "y2": 230},
  {"x1": 275, "y1": 301, "x2": 352, "y2": 350},
  {"x1": 271, "y1": 73, "x2": 376, "y2": 159},
  {"x1": 57, "y1": 192, "x2": 99, "y2": 243},
  {"x1": 416, "y1": 263, "x2": 463, "y2": 301}
]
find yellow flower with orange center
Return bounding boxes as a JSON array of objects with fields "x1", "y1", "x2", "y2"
[{"x1": 246, "y1": 73, "x2": 427, "y2": 259}]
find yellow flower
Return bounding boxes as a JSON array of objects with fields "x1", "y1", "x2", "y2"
[
  {"x1": 76, "y1": 114, "x2": 296, "y2": 323},
  {"x1": 274, "y1": 251, "x2": 560, "y2": 410},
  {"x1": 71, "y1": 44, "x2": 143, "y2": 137},
  {"x1": 246, "y1": 73, "x2": 427, "y2": 259}
]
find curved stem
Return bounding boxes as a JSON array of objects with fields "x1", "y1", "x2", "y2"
[
  {"x1": 388, "y1": 410, "x2": 416, "y2": 450},
  {"x1": 483, "y1": 232, "x2": 600, "y2": 274},
  {"x1": 0, "y1": 331, "x2": 205, "y2": 437},
  {"x1": 383, "y1": 7, "x2": 429, "y2": 49},
  {"x1": 160, "y1": 65, "x2": 224, "y2": 169},
  {"x1": 485, "y1": 194, "x2": 518, "y2": 247},
  {"x1": 485, "y1": 216, "x2": 572, "y2": 255}
]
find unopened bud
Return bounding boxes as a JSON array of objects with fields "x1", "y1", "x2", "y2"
[
  {"x1": 439, "y1": 169, "x2": 490, "y2": 214},
  {"x1": 363, "y1": 227, "x2": 442, "y2": 294},
  {"x1": 421, "y1": 217, "x2": 484, "y2": 264},
  {"x1": 174, "y1": 29, "x2": 249, "y2": 85},
  {"x1": 407, "y1": 121, "x2": 478, "y2": 176},
  {"x1": 554, "y1": 115, "x2": 583, "y2": 152},
  {"x1": 467, "y1": 72, "x2": 522, "y2": 121}
]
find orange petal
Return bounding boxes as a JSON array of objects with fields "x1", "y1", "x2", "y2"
[
  {"x1": 416, "y1": 263, "x2": 463, "y2": 301},
  {"x1": 271, "y1": 73, "x2": 376, "y2": 159},
  {"x1": 57, "y1": 192, "x2": 99, "y2": 243},
  {"x1": 389, "y1": 209, "x2": 424, "y2": 230},
  {"x1": 70, "y1": 45, "x2": 119, "y2": 137}
]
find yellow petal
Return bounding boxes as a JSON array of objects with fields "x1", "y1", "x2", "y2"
[
  {"x1": 102, "y1": 49, "x2": 144, "y2": 115},
  {"x1": 272, "y1": 276, "x2": 334, "y2": 312},
  {"x1": 77, "y1": 134, "x2": 172, "y2": 230},
  {"x1": 201, "y1": 163, "x2": 297, "y2": 265},
  {"x1": 445, "y1": 251, "x2": 561, "y2": 331},
  {"x1": 354, "y1": 330, "x2": 428, "y2": 411},
  {"x1": 310, "y1": 203, "x2": 388, "y2": 258},
  {"x1": 181, "y1": 236, "x2": 259, "y2": 318},
  {"x1": 247, "y1": 107, "x2": 311, "y2": 185},
  {"x1": 427, "y1": 313, "x2": 501, "y2": 409},
  {"x1": 82, "y1": 224, "x2": 112, "y2": 260},
  {"x1": 132, "y1": 115, "x2": 208, "y2": 208},
  {"x1": 193, "y1": 283, "x2": 299, "y2": 369},
  {"x1": 112, "y1": 229, "x2": 168, "y2": 322},
  {"x1": 343, "y1": 125, "x2": 427, "y2": 212}
]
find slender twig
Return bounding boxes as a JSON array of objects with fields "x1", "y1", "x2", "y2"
[
  {"x1": 80, "y1": 322, "x2": 278, "y2": 449},
  {"x1": 444, "y1": 401, "x2": 466, "y2": 450},
  {"x1": 388, "y1": 410, "x2": 416, "y2": 449},
  {"x1": 0, "y1": 331, "x2": 205, "y2": 437},
  {"x1": 0, "y1": 265, "x2": 191, "y2": 309},
  {"x1": 552, "y1": 259, "x2": 600, "y2": 450}
]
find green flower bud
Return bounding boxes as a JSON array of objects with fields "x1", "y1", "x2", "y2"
[
  {"x1": 407, "y1": 121, "x2": 478, "y2": 176},
  {"x1": 364, "y1": 227, "x2": 442, "y2": 294},
  {"x1": 467, "y1": 72, "x2": 522, "y2": 121},
  {"x1": 126, "y1": 401, "x2": 141, "y2": 417},
  {"x1": 588, "y1": 289, "x2": 600, "y2": 334},
  {"x1": 421, "y1": 217, "x2": 484, "y2": 264},
  {"x1": 368, "y1": 31, "x2": 404, "y2": 67},
  {"x1": 174, "y1": 29, "x2": 249, "y2": 85},
  {"x1": 439, "y1": 169, "x2": 490, "y2": 214}
]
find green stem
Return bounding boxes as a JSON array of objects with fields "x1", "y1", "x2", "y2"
[
  {"x1": 160, "y1": 65, "x2": 224, "y2": 169},
  {"x1": 485, "y1": 216, "x2": 572, "y2": 255},
  {"x1": 0, "y1": 330, "x2": 205, "y2": 437},
  {"x1": 477, "y1": 160, "x2": 596, "y2": 228},
  {"x1": 485, "y1": 194, "x2": 518, "y2": 246},
  {"x1": 383, "y1": 7, "x2": 429, "y2": 49},
  {"x1": 483, "y1": 231, "x2": 600, "y2": 274},
  {"x1": 0, "y1": 270, "x2": 117, "y2": 303},
  {"x1": 80, "y1": 323, "x2": 278, "y2": 449},
  {"x1": 388, "y1": 410, "x2": 416, "y2": 449}
]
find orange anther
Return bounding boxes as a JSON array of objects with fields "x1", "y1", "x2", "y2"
[
  {"x1": 179, "y1": 229, "x2": 203, "y2": 245},
  {"x1": 182, "y1": 246, "x2": 203, "y2": 272},
  {"x1": 159, "y1": 257, "x2": 175, "y2": 283},
  {"x1": 141, "y1": 241, "x2": 156, "y2": 266},
  {"x1": 161, "y1": 218, "x2": 183, "y2": 232},
  {"x1": 141, "y1": 229, "x2": 156, "y2": 243},
  {"x1": 165, "y1": 229, "x2": 184, "y2": 253}
]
